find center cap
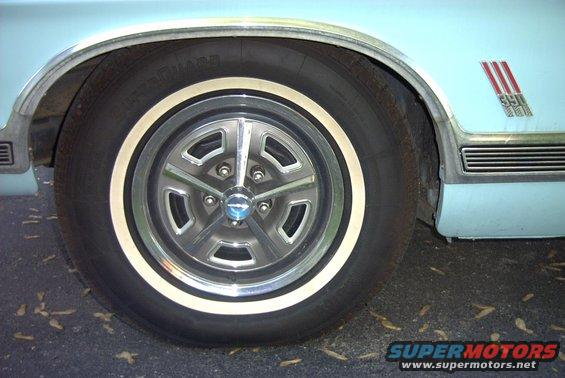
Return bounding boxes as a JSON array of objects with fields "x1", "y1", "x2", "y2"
[{"x1": 224, "y1": 193, "x2": 253, "y2": 221}]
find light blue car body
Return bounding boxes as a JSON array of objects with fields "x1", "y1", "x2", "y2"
[{"x1": 1, "y1": 0, "x2": 564, "y2": 238}]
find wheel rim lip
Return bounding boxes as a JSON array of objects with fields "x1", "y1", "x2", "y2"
[
  {"x1": 110, "y1": 78, "x2": 365, "y2": 314},
  {"x1": 130, "y1": 94, "x2": 344, "y2": 297}
]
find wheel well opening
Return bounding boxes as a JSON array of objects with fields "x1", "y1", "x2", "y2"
[{"x1": 29, "y1": 38, "x2": 441, "y2": 223}]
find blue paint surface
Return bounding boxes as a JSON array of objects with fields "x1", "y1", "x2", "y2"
[
  {"x1": 437, "y1": 182, "x2": 565, "y2": 238},
  {"x1": 0, "y1": 167, "x2": 38, "y2": 196}
]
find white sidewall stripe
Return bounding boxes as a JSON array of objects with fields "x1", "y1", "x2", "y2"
[{"x1": 110, "y1": 78, "x2": 365, "y2": 315}]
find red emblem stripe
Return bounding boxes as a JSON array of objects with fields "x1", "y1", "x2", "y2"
[
  {"x1": 501, "y1": 61, "x2": 522, "y2": 94},
  {"x1": 481, "y1": 61, "x2": 502, "y2": 95},
  {"x1": 491, "y1": 61, "x2": 512, "y2": 94}
]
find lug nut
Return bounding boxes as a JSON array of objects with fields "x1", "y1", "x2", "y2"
[
  {"x1": 257, "y1": 201, "x2": 271, "y2": 214},
  {"x1": 216, "y1": 162, "x2": 232, "y2": 178},
  {"x1": 203, "y1": 195, "x2": 217, "y2": 206},
  {"x1": 250, "y1": 165, "x2": 265, "y2": 183}
]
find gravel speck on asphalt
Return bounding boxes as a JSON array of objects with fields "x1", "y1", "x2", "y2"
[{"x1": 1, "y1": 168, "x2": 563, "y2": 376}]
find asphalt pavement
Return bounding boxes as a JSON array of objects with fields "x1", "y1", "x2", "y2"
[{"x1": 1, "y1": 167, "x2": 563, "y2": 377}]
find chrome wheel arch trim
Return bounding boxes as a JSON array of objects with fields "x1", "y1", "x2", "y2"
[
  {"x1": 6, "y1": 17, "x2": 457, "y2": 180},
  {"x1": 110, "y1": 78, "x2": 365, "y2": 314}
]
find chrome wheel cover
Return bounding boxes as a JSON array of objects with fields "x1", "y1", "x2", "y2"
[{"x1": 130, "y1": 94, "x2": 344, "y2": 297}]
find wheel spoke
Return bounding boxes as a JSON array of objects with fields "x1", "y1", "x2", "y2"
[
  {"x1": 245, "y1": 215, "x2": 283, "y2": 263},
  {"x1": 235, "y1": 118, "x2": 253, "y2": 187},
  {"x1": 185, "y1": 208, "x2": 226, "y2": 259},
  {"x1": 163, "y1": 162, "x2": 223, "y2": 198},
  {"x1": 254, "y1": 175, "x2": 316, "y2": 202}
]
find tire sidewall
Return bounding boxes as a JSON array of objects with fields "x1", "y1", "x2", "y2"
[{"x1": 55, "y1": 39, "x2": 417, "y2": 344}]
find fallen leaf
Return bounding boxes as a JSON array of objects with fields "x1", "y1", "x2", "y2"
[
  {"x1": 430, "y1": 267, "x2": 446, "y2": 275},
  {"x1": 490, "y1": 332, "x2": 500, "y2": 342},
  {"x1": 42, "y1": 254, "x2": 56, "y2": 263},
  {"x1": 381, "y1": 319, "x2": 402, "y2": 331},
  {"x1": 15, "y1": 304, "x2": 27, "y2": 316},
  {"x1": 115, "y1": 351, "x2": 138, "y2": 365},
  {"x1": 103, "y1": 324, "x2": 115, "y2": 334},
  {"x1": 24, "y1": 235, "x2": 40, "y2": 240},
  {"x1": 419, "y1": 304, "x2": 431, "y2": 317},
  {"x1": 46, "y1": 215, "x2": 58, "y2": 220},
  {"x1": 49, "y1": 318, "x2": 64, "y2": 330},
  {"x1": 81, "y1": 288, "x2": 91, "y2": 297},
  {"x1": 549, "y1": 262, "x2": 565, "y2": 267},
  {"x1": 68, "y1": 268, "x2": 78, "y2": 273},
  {"x1": 547, "y1": 249, "x2": 557, "y2": 259},
  {"x1": 34, "y1": 303, "x2": 49, "y2": 317},
  {"x1": 93, "y1": 312, "x2": 113, "y2": 322},
  {"x1": 515, "y1": 318, "x2": 534, "y2": 334},
  {"x1": 280, "y1": 358, "x2": 302, "y2": 367},
  {"x1": 36, "y1": 292, "x2": 45, "y2": 301},
  {"x1": 28, "y1": 215, "x2": 42, "y2": 219},
  {"x1": 322, "y1": 348, "x2": 348, "y2": 361},
  {"x1": 368, "y1": 310, "x2": 387, "y2": 321},
  {"x1": 550, "y1": 324, "x2": 565, "y2": 332},
  {"x1": 13, "y1": 332, "x2": 34, "y2": 341},
  {"x1": 559, "y1": 352, "x2": 565, "y2": 361},
  {"x1": 357, "y1": 352, "x2": 379, "y2": 360},
  {"x1": 555, "y1": 276, "x2": 565, "y2": 281},
  {"x1": 418, "y1": 323, "x2": 429, "y2": 333},
  {"x1": 474, "y1": 306, "x2": 495, "y2": 320},
  {"x1": 251, "y1": 347, "x2": 260, "y2": 352},
  {"x1": 228, "y1": 348, "x2": 241, "y2": 356},
  {"x1": 521, "y1": 293, "x2": 534, "y2": 302},
  {"x1": 50, "y1": 309, "x2": 76, "y2": 316},
  {"x1": 434, "y1": 330, "x2": 448, "y2": 341},
  {"x1": 29, "y1": 208, "x2": 39, "y2": 212},
  {"x1": 22, "y1": 220, "x2": 39, "y2": 225}
]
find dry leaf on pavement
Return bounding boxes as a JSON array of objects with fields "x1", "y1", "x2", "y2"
[
  {"x1": 115, "y1": 351, "x2": 138, "y2": 365},
  {"x1": 430, "y1": 267, "x2": 446, "y2": 275},
  {"x1": 358, "y1": 352, "x2": 379, "y2": 360},
  {"x1": 36, "y1": 292, "x2": 45, "y2": 301},
  {"x1": 473, "y1": 304, "x2": 495, "y2": 320},
  {"x1": 418, "y1": 323, "x2": 429, "y2": 333},
  {"x1": 34, "y1": 303, "x2": 49, "y2": 317},
  {"x1": 228, "y1": 348, "x2": 241, "y2": 356},
  {"x1": 15, "y1": 304, "x2": 26, "y2": 316},
  {"x1": 280, "y1": 358, "x2": 302, "y2": 367},
  {"x1": 50, "y1": 309, "x2": 76, "y2": 316},
  {"x1": 381, "y1": 319, "x2": 402, "y2": 331},
  {"x1": 521, "y1": 293, "x2": 534, "y2": 302},
  {"x1": 93, "y1": 312, "x2": 113, "y2": 322},
  {"x1": 549, "y1": 324, "x2": 564, "y2": 332},
  {"x1": 103, "y1": 324, "x2": 115, "y2": 334},
  {"x1": 490, "y1": 333, "x2": 500, "y2": 342},
  {"x1": 42, "y1": 255, "x2": 56, "y2": 263},
  {"x1": 419, "y1": 304, "x2": 431, "y2": 317},
  {"x1": 49, "y1": 318, "x2": 64, "y2": 330},
  {"x1": 434, "y1": 330, "x2": 448, "y2": 341},
  {"x1": 81, "y1": 288, "x2": 91, "y2": 297},
  {"x1": 13, "y1": 332, "x2": 34, "y2": 341},
  {"x1": 515, "y1": 318, "x2": 533, "y2": 334},
  {"x1": 322, "y1": 348, "x2": 348, "y2": 361}
]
